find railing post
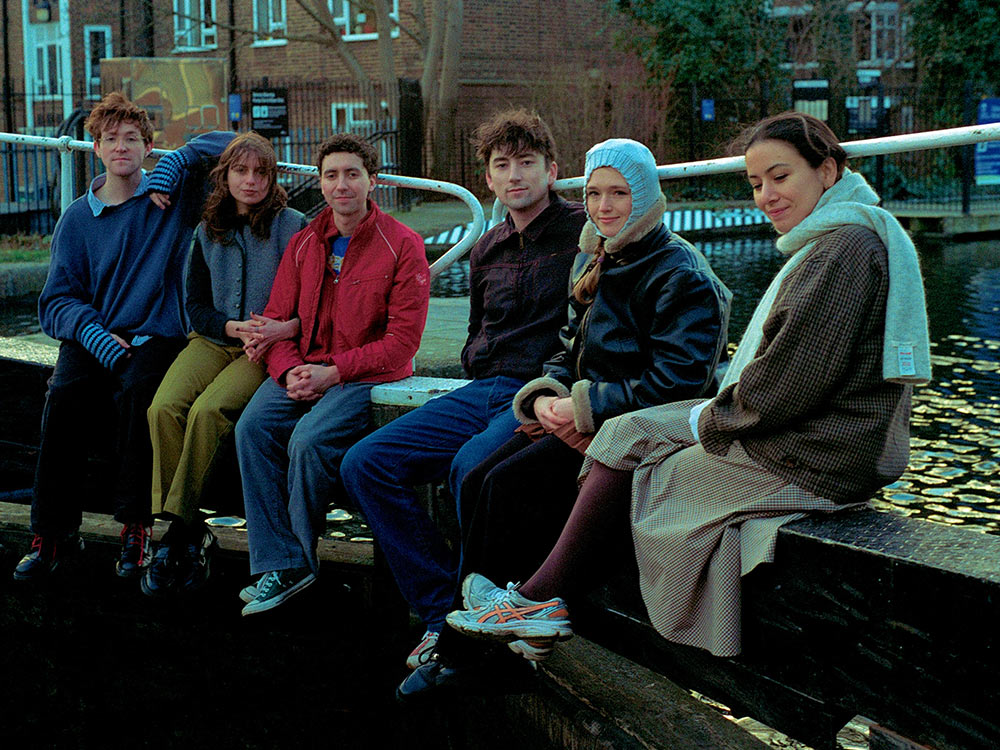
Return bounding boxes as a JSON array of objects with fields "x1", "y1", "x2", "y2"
[
  {"x1": 961, "y1": 81, "x2": 974, "y2": 216},
  {"x1": 57, "y1": 135, "x2": 74, "y2": 214}
]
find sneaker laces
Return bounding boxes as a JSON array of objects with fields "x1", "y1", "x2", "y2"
[
  {"x1": 480, "y1": 581, "x2": 522, "y2": 608},
  {"x1": 256, "y1": 571, "x2": 280, "y2": 598},
  {"x1": 122, "y1": 523, "x2": 151, "y2": 564},
  {"x1": 29, "y1": 534, "x2": 54, "y2": 559}
]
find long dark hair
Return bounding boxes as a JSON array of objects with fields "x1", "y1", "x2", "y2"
[
  {"x1": 202, "y1": 132, "x2": 287, "y2": 243},
  {"x1": 733, "y1": 112, "x2": 847, "y2": 178}
]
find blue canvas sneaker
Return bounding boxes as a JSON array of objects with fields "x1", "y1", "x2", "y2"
[{"x1": 241, "y1": 567, "x2": 316, "y2": 616}]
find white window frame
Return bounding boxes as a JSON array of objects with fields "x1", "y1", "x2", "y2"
[
  {"x1": 849, "y1": 1, "x2": 913, "y2": 69},
  {"x1": 32, "y1": 42, "x2": 63, "y2": 100},
  {"x1": 331, "y1": 100, "x2": 375, "y2": 132},
  {"x1": 329, "y1": 0, "x2": 400, "y2": 42},
  {"x1": 253, "y1": 0, "x2": 288, "y2": 46},
  {"x1": 173, "y1": 0, "x2": 218, "y2": 52},
  {"x1": 83, "y1": 25, "x2": 113, "y2": 100}
]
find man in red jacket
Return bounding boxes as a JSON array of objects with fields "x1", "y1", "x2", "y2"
[{"x1": 235, "y1": 133, "x2": 430, "y2": 616}]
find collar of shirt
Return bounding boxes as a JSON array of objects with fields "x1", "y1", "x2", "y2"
[{"x1": 86, "y1": 170, "x2": 150, "y2": 217}]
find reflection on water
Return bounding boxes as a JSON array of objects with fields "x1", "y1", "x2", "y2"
[{"x1": 4, "y1": 236, "x2": 1000, "y2": 535}]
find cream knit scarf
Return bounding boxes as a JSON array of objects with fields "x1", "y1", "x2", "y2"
[{"x1": 721, "y1": 168, "x2": 931, "y2": 390}]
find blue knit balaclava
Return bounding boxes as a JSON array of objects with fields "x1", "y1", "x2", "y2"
[{"x1": 584, "y1": 138, "x2": 660, "y2": 238}]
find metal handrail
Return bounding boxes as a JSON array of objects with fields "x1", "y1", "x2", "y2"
[
  {"x1": 5, "y1": 122, "x2": 1000, "y2": 274},
  {"x1": 0, "y1": 131, "x2": 485, "y2": 280},
  {"x1": 489, "y1": 121, "x2": 1000, "y2": 221}
]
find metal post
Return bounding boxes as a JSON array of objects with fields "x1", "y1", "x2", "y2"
[
  {"x1": 689, "y1": 84, "x2": 697, "y2": 162},
  {"x1": 58, "y1": 135, "x2": 74, "y2": 214},
  {"x1": 961, "y1": 81, "x2": 974, "y2": 215}
]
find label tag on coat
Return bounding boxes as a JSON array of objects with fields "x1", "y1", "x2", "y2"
[{"x1": 896, "y1": 344, "x2": 915, "y2": 377}]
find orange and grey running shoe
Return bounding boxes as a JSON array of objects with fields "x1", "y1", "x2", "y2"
[
  {"x1": 446, "y1": 580, "x2": 573, "y2": 643},
  {"x1": 460, "y1": 573, "x2": 559, "y2": 661}
]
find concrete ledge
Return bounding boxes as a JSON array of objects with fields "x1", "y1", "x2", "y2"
[
  {"x1": 0, "y1": 261, "x2": 48, "y2": 299},
  {"x1": 371, "y1": 375, "x2": 470, "y2": 407},
  {"x1": 0, "y1": 500, "x2": 374, "y2": 569}
]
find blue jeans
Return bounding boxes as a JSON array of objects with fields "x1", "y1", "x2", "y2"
[
  {"x1": 340, "y1": 376, "x2": 524, "y2": 631},
  {"x1": 235, "y1": 378, "x2": 373, "y2": 575}
]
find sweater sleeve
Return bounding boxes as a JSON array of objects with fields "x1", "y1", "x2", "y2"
[
  {"x1": 185, "y1": 229, "x2": 230, "y2": 341},
  {"x1": 38, "y1": 205, "x2": 128, "y2": 370},
  {"x1": 330, "y1": 230, "x2": 430, "y2": 381},
  {"x1": 699, "y1": 233, "x2": 885, "y2": 454},
  {"x1": 146, "y1": 131, "x2": 236, "y2": 197}
]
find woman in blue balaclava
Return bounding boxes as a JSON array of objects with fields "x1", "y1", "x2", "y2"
[{"x1": 399, "y1": 138, "x2": 732, "y2": 687}]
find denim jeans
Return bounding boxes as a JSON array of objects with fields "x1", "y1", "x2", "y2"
[
  {"x1": 235, "y1": 378, "x2": 373, "y2": 575},
  {"x1": 340, "y1": 376, "x2": 524, "y2": 631}
]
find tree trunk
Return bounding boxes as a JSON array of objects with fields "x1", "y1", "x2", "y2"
[
  {"x1": 373, "y1": 0, "x2": 399, "y2": 122},
  {"x1": 421, "y1": 0, "x2": 447, "y2": 130},
  {"x1": 429, "y1": 0, "x2": 462, "y2": 180}
]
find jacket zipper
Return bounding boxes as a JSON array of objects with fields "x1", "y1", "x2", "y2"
[{"x1": 575, "y1": 303, "x2": 594, "y2": 380}]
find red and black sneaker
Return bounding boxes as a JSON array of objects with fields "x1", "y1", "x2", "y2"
[
  {"x1": 13, "y1": 533, "x2": 85, "y2": 582},
  {"x1": 116, "y1": 522, "x2": 152, "y2": 578}
]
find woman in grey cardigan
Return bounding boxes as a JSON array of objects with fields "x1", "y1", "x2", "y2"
[{"x1": 143, "y1": 132, "x2": 306, "y2": 597}]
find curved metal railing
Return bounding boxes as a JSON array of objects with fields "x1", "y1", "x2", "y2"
[{"x1": 4, "y1": 122, "x2": 1000, "y2": 276}]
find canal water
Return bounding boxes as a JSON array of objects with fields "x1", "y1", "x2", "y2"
[{"x1": 433, "y1": 234, "x2": 1000, "y2": 536}]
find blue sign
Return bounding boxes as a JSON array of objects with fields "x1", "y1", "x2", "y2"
[
  {"x1": 228, "y1": 94, "x2": 242, "y2": 123},
  {"x1": 701, "y1": 99, "x2": 715, "y2": 122},
  {"x1": 975, "y1": 98, "x2": 1000, "y2": 186}
]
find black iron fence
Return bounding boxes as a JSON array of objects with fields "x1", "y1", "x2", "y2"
[
  {"x1": 1, "y1": 78, "x2": 423, "y2": 234},
  {"x1": 3, "y1": 78, "x2": 999, "y2": 236}
]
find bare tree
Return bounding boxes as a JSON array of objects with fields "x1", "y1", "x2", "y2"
[
  {"x1": 290, "y1": 0, "x2": 464, "y2": 177},
  {"x1": 166, "y1": 0, "x2": 465, "y2": 175}
]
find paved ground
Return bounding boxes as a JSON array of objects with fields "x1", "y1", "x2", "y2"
[{"x1": 387, "y1": 197, "x2": 493, "y2": 243}]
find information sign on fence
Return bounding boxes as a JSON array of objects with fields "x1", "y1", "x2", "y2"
[
  {"x1": 250, "y1": 89, "x2": 289, "y2": 138},
  {"x1": 975, "y1": 98, "x2": 1000, "y2": 186}
]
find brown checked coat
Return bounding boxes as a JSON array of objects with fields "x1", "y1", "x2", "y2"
[{"x1": 585, "y1": 224, "x2": 913, "y2": 656}]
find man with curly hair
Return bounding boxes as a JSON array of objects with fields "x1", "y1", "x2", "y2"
[
  {"x1": 13, "y1": 92, "x2": 233, "y2": 582},
  {"x1": 341, "y1": 109, "x2": 586, "y2": 670}
]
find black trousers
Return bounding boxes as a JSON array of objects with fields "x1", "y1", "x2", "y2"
[
  {"x1": 437, "y1": 431, "x2": 584, "y2": 658},
  {"x1": 31, "y1": 337, "x2": 184, "y2": 535}
]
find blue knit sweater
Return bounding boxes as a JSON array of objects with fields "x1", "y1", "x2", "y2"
[{"x1": 38, "y1": 131, "x2": 235, "y2": 370}]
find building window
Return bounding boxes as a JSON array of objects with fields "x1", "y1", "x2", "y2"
[
  {"x1": 33, "y1": 42, "x2": 63, "y2": 98},
  {"x1": 851, "y1": 2, "x2": 911, "y2": 67},
  {"x1": 329, "y1": 0, "x2": 399, "y2": 41},
  {"x1": 331, "y1": 101, "x2": 374, "y2": 132},
  {"x1": 84, "y1": 26, "x2": 112, "y2": 100},
  {"x1": 253, "y1": 0, "x2": 287, "y2": 44},
  {"x1": 174, "y1": 0, "x2": 217, "y2": 50}
]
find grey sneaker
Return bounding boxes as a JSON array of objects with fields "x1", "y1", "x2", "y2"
[
  {"x1": 447, "y1": 582, "x2": 573, "y2": 642},
  {"x1": 241, "y1": 567, "x2": 316, "y2": 616},
  {"x1": 461, "y1": 573, "x2": 554, "y2": 661}
]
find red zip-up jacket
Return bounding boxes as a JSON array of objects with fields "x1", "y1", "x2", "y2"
[{"x1": 260, "y1": 199, "x2": 430, "y2": 385}]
